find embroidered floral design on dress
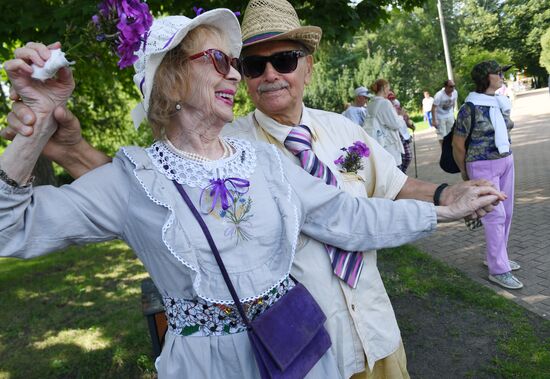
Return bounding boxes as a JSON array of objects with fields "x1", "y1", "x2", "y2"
[
  {"x1": 220, "y1": 194, "x2": 254, "y2": 243},
  {"x1": 163, "y1": 277, "x2": 294, "y2": 336},
  {"x1": 200, "y1": 178, "x2": 254, "y2": 244}
]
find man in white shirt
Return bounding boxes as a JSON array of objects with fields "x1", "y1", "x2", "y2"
[
  {"x1": 422, "y1": 91, "x2": 434, "y2": 125},
  {"x1": 342, "y1": 86, "x2": 370, "y2": 126},
  {"x1": 432, "y1": 80, "x2": 458, "y2": 145},
  {"x1": 4, "y1": 1, "x2": 492, "y2": 377}
]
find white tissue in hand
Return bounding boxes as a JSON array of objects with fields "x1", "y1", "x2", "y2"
[{"x1": 31, "y1": 49, "x2": 74, "y2": 81}]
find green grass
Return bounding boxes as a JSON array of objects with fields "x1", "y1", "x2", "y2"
[
  {"x1": 410, "y1": 114, "x2": 432, "y2": 133},
  {"x1": 0, "y1": 241, "x2": 156, "y2": 379},
  {"x1": 378, "y1": 245, "x2": 550, "y2": 378},
  {"x1": 1, "y1": 242, "x2": 548, "y2": 378}
]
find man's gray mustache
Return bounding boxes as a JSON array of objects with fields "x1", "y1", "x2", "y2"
[{"x1": 258, "y1": 81, "x2": 289, "y2": 94}]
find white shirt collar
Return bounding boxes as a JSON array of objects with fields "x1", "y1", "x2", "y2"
[{"x1": 253, "y1": 104, "x2": 316, "y2": 145}]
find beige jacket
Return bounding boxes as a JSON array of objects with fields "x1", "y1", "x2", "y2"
[{"x1": 226, "y1": 106, "x2": 415, "y2": 377}]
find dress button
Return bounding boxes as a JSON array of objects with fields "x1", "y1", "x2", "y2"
[{"x1": 351, "y1": 304, "x2": 356, "y2": 311}]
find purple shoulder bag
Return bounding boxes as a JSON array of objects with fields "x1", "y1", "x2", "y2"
[{"x1": 173, "y1": 181, "x2": 331, "y2": 378}]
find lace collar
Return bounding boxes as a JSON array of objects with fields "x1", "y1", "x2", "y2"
[{"x1": 146, "y1": 138, "x2": 257, "y2": 188}]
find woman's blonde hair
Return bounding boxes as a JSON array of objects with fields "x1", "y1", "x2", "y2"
[
  {"x1": 370, "y1": 78, "x2": 389, "y2": 95},
  {"x1": 147, "y1": 25, "x2": 225, "y2": 138}
]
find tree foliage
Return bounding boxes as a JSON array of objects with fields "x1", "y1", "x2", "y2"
[
  {"x1": 501, "y1": 0, "x2": 550, "y2": 85},
  {"x1": 305, "y1": 0, "x2": 549, "y2": 114},
  {"x1": 539, "y1": 27, "x2": 550, "y2": 73},
  {"x1": 0, "y1": 0, "x2": 426, "y2": 154}
]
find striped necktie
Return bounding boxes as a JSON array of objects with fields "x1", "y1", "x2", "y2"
[{"x1": 284, "y1": 124, "x2": 364, "y2": 288}]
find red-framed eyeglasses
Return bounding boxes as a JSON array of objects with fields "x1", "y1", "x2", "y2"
[{"x1": 189, "y1": 49, "x2": 240, "y2": 76}]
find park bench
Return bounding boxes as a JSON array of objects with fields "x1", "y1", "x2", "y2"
[{"x1": 140, "y1": 278, "x2": 167, "y2": 358}]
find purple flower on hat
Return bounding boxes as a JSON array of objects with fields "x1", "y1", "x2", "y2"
[
  {"x1": 193, "y1": 5, "x2": 240, "y2": 18},
  {"x1": 92, "y1": 0, "x2": 153, "y2": 69},
  {"x1": 117, "y1": 37, "x2": 142, "y2": 68},
  {"x1": 193, "y1": 6, "x2": 205, "y2": 16}
]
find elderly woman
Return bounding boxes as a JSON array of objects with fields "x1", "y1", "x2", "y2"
[
  {"x1": 452, "y1": 60, "x2": 522, "y2": 290},
  {"x1": 363, "y1": 79, "x2": 406, "y2": 167},
  {"x1": 0, "y1": 10, "x2": 503, "y2": 379},
  {"x1": 387, "y1": 91, "x2": 415, "y2": 173}
]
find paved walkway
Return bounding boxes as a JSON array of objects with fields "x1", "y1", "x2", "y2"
[{"x1": 410, "y1": 88, "x2": 550, "y2": 319}]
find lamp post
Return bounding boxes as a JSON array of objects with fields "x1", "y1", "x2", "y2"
[{"x1": 437, "y1": 0, "x2": 454, "y2": 81}]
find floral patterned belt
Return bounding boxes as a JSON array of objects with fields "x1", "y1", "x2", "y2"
[{"x1": 163, "y1": 276, "x2": 294, "y2": 337}]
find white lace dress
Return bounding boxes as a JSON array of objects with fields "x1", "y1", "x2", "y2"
[{"x1": 0, "y1": 138, "x2": 437, "y2": 378}]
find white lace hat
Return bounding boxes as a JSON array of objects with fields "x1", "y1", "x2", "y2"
[{"x1": 131, "y1": 10, "x2": 242, "y2": 128}]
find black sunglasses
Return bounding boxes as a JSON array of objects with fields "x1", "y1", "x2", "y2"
[
  {"x1": 241, "y1": 50, "x2": 307, "y2": 78},
  {"x1": 189, "y1": 49, "x2": 240, "y2": 76}
]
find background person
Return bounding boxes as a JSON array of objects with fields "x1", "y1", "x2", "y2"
[
  {"x1": 4, "y1": 1, "x2": 502, "y2": 377},
  {"x1": 452, "y1": 60, "x2": 522, "y2": 290},
  {"x1": 387, "y1": 91, "x2": 415, "y2": 174},
  {"x1": 342, "y1": 86, "x2": 370, "y2": 126},
  {"x1": 364, "y1": 79, "x2": 406, "y2": 167},
  {"x1": 422, "y1": 91, "x2": 434, "y2": 125},
  {"x1": 432, "y1": 80, "x2": 458, "y2": 146}
]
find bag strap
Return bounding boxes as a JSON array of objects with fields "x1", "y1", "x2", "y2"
[{"x1": 172, "y1": 180, "x2": 253, "y2": 328}]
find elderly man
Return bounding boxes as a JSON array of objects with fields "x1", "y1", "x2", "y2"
[
  {"x1": 4, "y1": 1, "x2": 492, "y2": 378},
  {"x1": 342, "y1": 86, "x2": 370, "y2": 126}
]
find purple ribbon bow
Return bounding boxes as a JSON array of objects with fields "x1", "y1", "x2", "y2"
[{"x1": 200, "y1": 177, "x2": 250, "y2": 213}]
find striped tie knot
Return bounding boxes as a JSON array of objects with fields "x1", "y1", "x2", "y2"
[{"x1": 284, "y1": 124, "x2": 337, "y2": 187}]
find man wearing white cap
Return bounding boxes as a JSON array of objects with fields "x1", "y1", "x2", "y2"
[
  {"x1": 342, "y1": 87, "x2": 370, "y2": 126},
  {"x1": 4, "y1": 0, "x2": 495, "y2": 378}
]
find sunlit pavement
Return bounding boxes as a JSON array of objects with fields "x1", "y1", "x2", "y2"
[{"x1": 410, "y1": 88, "x2": 550, "y2": 319}]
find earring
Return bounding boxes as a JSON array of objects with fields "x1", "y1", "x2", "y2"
[{"x1": 175, "y1": 102, "x2": 182, "y2": 111}]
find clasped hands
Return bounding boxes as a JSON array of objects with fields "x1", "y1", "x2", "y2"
[{"x1": 3, "y1": 42, "x2": 74, "y2": 136}]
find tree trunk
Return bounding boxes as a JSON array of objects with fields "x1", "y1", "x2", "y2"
[{"x1": 32, "y1": 156, "x2": 58, "y2": 186}]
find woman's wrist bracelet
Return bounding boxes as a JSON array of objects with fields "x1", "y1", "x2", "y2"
[
  {"x1": 433, "y1": 183, "x2": 449, "y2": 206},
  {"x1": 0, "y1": 167, "x2": 19, "y2": 187},
  {"x1": 0, "y1": 167, "x2": 32, "y2": 188}
]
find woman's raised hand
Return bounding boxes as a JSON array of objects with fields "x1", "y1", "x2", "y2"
[{"x1": 4, "y1": 42, "x2": 75, "y2": 122}]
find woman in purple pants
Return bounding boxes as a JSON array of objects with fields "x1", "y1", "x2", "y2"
[{"x1": 452, "y1": 60, "x2": 523, "y2": 290}]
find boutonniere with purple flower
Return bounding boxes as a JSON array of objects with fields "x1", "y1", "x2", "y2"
[
  {"x1": 334, "y1": 141, "x2": 370, "y2": 174},
  {"x1": 91, "y1": 0, "x2": 153, "y2": 69}
]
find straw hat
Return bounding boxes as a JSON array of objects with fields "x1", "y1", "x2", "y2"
[
  {"x1": 131, "y1": 10, "x2": 242, "y2": 128},
  {"x1": 241, "y1": 0, "x2": 322, "y2": 53}
]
